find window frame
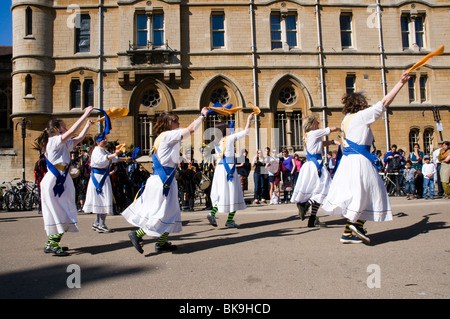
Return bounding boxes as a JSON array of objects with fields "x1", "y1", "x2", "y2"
[
  {"x1": 400, "y1": 12, "x2": 427, "y2": 51},
  {"x1": 340, "y1": 12, "x2": 353, "y2": 49},
  {"x1": 211, "y1": 12, "x2": 225, "y2": 49},
  {"x1": 75, "y1": 13, "x2": 91, "y2": 53},
  {"x1": 136, "y1": 12, "x2": 165, "y2": 48},
  {"x1": 345, "y1": 74, "x2": 356, "y2": 95},
  {"x1": 270, "y1": 11, "x2": 299, "y2": 51}
]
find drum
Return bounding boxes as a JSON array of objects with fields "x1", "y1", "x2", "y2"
[
  {"x1": 69, "y1": 167, "x2": 80, "y2": 179},
  {"x1": 198, "y1": 173, "x2": 211, "y2": 191}
]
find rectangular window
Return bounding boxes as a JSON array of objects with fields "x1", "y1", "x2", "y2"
[
  {"x1": 136, "y1": 13, "x2": 164, "y2": 48},
  {"x1": 136, "y1": 14, "x2": 149, "y2": 47},
  {"x1": 415, "y1": 16, "x2": 425, "y2": 49},
  {"x1": 419, "y1": 74, "x2": 427, "y2": 103},
  {"x1": 401, "y1": 15, "x2": 410, "y2": 49},
  {"x1": 83, "y1": 79, "x2": 94, "y2": 108},
  {"x1": 275, "y1": 111, "x2": 303, "y2": 152},
  {"x1": 138, "y1": 115, "x2": 151, "y2": 155},
  {"x1": 346, "y1": 74, "x2": 356, "y2": 95},
  {"x1": 211, "y1": 13, "x2": 225, "y2": 48},
  {"x1": 75, "y1": 14, "x2": 90, "y2": 53},
  {"x1": 285, "y1": 14, "x2": 298, "y2": 48},
  {"x1": 70, "y1": 79, "x2": 81, "y2": 109},
  {"x1": 153, "y1": 13, "x2": 164, "y2": 46},
  {"x1": 270, "y1": 14, "x2": 282, "y2": 49},
  {"x1": 340, "y1": 13, "x2": 353, "y2": 49},
  {"x1": 25, "y1": 7, "x2": 32, "y2": 36},
  {"x1": 408, "y1": 75, "x2": 416, "y2": 103},
  {"x1": 401, "y1": 13, "x2": 426, "y2": 50}
]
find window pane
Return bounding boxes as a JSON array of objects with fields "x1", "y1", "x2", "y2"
[
  {"x1": 270, "y1": 15, "x2": 281, "y2": 30},
  {"x1": 402, "y1": 33, "x2": 409, "y2": 48},
  {"x1": 401, "y1": 16, "x2": 409, "y2": 31},
  {"x1": 286, "y1": 15, "x2": 296, "y2": 30},
  {"x1": 408, "y1": 77, "x2": 415, "y2": 102},
  {"x1": 212, "y1": 31, "x2": 224, "y2": 47},
  {"x1": 212, "y1": 15, "x2": 224, "y2": 30},
  {"x1": 415, "y1": 17, "x2": 424, "y2": 32},
  {"x1": 137, "y1": 14, "x2": 147, "y2": 30},
  {"x1": 286, "y1": 31, "x2": 297, "y2": 47},
  {"x1": 340, "y1": 15, "x2": 351, "y2": 31},
  {"x1": 137, "y1": 31, "x2": 147, "y2": 46},
  {"x1": 416, "y1": 32, "x2": 424, "y2": 48},
  {"x1": 341, "y1": 32, "x2": 352, "y2": 47},
  {"x1": 153, "y1": 30, "x2": 164, "y2": 46},
  {"x1": 153, "y1": 14, "x2": 164, "y2": 29}
]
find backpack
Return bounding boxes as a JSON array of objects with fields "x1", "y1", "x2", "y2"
[
  {"x1": 388, "y1": 156, "x2": 402, "y2": 172},
  {"x1": 34, "y1": 157, "x2": 47, "y2": 182}
]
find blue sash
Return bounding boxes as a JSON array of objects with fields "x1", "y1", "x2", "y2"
[
  {"x1": 151, "y1": 152, "x2": 176, "y2": 197},
  {"x1": 306, "y1": 151, "x2": 323, "y2": 177},
  {"x1": 219, "y1": 156, "x2": 236, "y2": 182},
  {"x1": 46, "y1": 158, "x2": 70, "y2": 197},
  {"x1": 343, "y1": 138, "x2": 378, "y2": 169},
  {"x1": 91, "y1": 166, "x2": 110, "y2": 195}
]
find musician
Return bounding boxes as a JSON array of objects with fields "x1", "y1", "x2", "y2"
[
  {"x1": 199, "y1": 144, "x2": 216, "y2": 210},
  {"x1": 179, "y1": 146, "x2": 199, "y2": 212},
  {"x1": 69, "y1": 150, "x2": 83, "y2": 211}
]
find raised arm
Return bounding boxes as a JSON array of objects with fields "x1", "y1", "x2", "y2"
[
  {"x1": 381, "y1": 71, "x2": 410, "y2": 108},
  {"x1": 181, "y1": 107, "x2": 209, "y2": 138},
  {"x1": 61, "y1": 106, "x2": 94, "y2": 143}
]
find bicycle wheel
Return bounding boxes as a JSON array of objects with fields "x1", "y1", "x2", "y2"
[
  {"x1": 22, "y1": 192, "x2": 33, "y2": 211},
  {"x1": 4, "y1": 191, "x2": 19, "y2": 211}
]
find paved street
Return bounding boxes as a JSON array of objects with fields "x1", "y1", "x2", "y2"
[{"x1": 0, "y1": 196, "x2": 448, "y2": 302}]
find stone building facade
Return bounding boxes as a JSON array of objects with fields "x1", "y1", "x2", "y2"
[{"x1": 4, "y1": 0, "x2": 450, "y2": 181}]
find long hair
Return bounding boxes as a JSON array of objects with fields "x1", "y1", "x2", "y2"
[
  {"x1": 303, "y1": 115, "x2": 317, "y2": 133},
  {"x1": 35, "y1": 119, "x2": 65, "y2": 153},
  {"x1": 342, "y1": 92, "x2": 369, "y2": 114},
  {"x1": 153, "y1": 112, "x2": 178, "y2": 136}
]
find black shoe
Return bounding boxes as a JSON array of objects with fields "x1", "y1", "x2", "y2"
[
  {"x1": 53, "y1": 248, "x2": 70, "y2": 256},
  {"x1": 155, "y1": 242, "x2": 177, "y2": 253},
  {"x1": 307, "y1": 215, "x2": 316, "y2": 227},
  {"x1": 297, "y1": 202, "x2": 310, "y2": 220},
  {"x1": 128, "y1": 231, "x2": 144, "y2": 254},
  {"x1": 44, "y1": 245, "x2": 69, "y2": 254}
]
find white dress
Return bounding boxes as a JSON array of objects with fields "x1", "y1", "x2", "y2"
[
  {"x1": 83, "y1": 146, "x2": 117, "y2": 214},
  {"x1": 210, "y1": 129, "x2": 248, "y2": 213},
  {"x1": 291, "y1": 128, "x2": 331, "y2": 204},
  {"x1": 122, "y1": 129, "x2": 184, "y2": 237},
  {"x1": 40, "y1": 136, "x2": 78, "y2": 236},
  {"x1": 321, "y1": 101, "x2": 392, "y2": 222}
]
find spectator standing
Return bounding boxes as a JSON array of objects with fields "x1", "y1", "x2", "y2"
[
  {"x1": 421, "y1": 155, "x2": 435, "y2": 199},
  {"x1": 432, "y1": 141, "x2": 444, "y2": 197},
  {"x1": 236, "y1": 148, "x2": 250, "y2": 193},
  {"x1": 280, "y1": 148, "x2": 295, "y2": 203},
  {"x1": 403, "y1": 161, "x2": 417, "y2": 199},
  {"x1": 266, "y1": 149, "x2": 281, "y2": 204},
  {"x1": 292, "y1": 153, "x2": 302, "y2": 184},
  {"x1": 437, "y1": 141, "x2": 450, "y2": 199},
  {"x1": 252, "y1": 149, "x2": 266, "y2": 203}
]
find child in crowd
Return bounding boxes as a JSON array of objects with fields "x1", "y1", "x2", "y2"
[
  {"x1": 421, "y1": 155, "x2": 436, "y2": 199},
  {"x1": 403, "y1": 160, "x2": 417, "y2": 199}
]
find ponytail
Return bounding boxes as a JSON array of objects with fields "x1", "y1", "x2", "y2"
[{"x1": 35, "y1": 119, "x2": 65, "y2": 152}]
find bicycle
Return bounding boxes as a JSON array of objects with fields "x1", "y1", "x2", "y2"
[{"x1": 2, "y1": 178, "x2": 34, "y2": 211}]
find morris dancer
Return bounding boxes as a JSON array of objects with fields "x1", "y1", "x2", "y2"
[
  {"x1": 291, "y1": 116, "x2": 339, "y2": 227},
  {"x1": 207, "y1": 113, "x2": 254, "y2": 228},
  {"x1": 83, "y1": 133, "x2": 128, "y2": 233},
  {"x1": 123, "y1": 108, "x2": 209, "y2": 254},
  {"x1": 36, "y1": 106, "x2": 94, "y2": 256},
  {"x1": 322, "y1": 71, "x2": 410, "y2": 244}
]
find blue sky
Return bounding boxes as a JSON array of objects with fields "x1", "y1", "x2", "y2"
[{"x1": 0, "y1": 0, "x2": 12, "y2": 46}]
